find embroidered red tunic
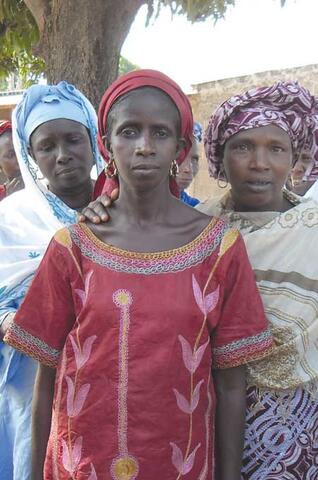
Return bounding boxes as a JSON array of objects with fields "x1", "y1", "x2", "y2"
[{"x1": 6, "y1": 219, "x2": 272, "y2": 480}]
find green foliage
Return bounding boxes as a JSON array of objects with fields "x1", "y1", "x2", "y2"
[
  {"x1": 0, "y1": 0, "x2": 44, "y2": 85},
  {"x1": 118, "y1": 57, "x2": 140, "y2": 76},
  {"x1": 147, "y1": 0, "x2": 235, "y2": 24}
]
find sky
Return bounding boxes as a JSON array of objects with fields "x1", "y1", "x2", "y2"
[{"x1": 121, "y1": 0, "x2": 318, "y2": 92}]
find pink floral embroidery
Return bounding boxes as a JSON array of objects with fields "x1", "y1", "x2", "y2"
[
  {"x1": 170, "y1": 442, "x2": 201, "y2": 475},
  {"x1": 65, "y1": 376, "x2": 90, "y2": 417},
  {"x1": 192, "y1": 274, "x2": 219, "y2": 316},
  {"x1": 70, "y1": 335, "x2": 97, "y2": 370},
  {"x1": 178, "y1": 335, "x2": 209, "y2": 374},
  {"x1": 61, "y1": 436, "x2": 83, "y2": 474},
  {"x1": 88, "y1": 463, "x2": 97, "y2": 480},
  {"x1": 173, "y1": 380, "x2": 204, "y2": 414},
  {"x1": 75, "y1": 270, "x2": 93, "y2": 306}
]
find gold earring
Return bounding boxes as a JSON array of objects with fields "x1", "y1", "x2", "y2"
[
  {"x1": 169, "y1": 159, "x2": 179, "y2": 177},
  {"x1": 217, "y1": 169, "x2": 228, "y2": 189},
  {"x1": 104, "y1": 153, "x2": 118, "y2": 178}
]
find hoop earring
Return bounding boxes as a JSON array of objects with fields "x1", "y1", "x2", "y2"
[
  {"x1": 169, "y1": 159, "x2": 179, "y2": 177},
  {"x1": 104, "y1": 155, "x2": 118, "y2": 178},
  {"x1": 217, "y1": 169, "x2": 228, "y2": 189}
]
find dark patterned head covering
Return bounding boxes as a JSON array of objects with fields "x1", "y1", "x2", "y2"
[{"x1": 204, "y1": 81, "x2": 318, "y2": 178}]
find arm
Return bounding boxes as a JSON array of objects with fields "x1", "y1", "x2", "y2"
[
  {"x1": 32, "y1": 364, "x2": 56, "y2": 480},
  {"x1": 213, "y1": 365, "x2": 246, "y2": 480}
]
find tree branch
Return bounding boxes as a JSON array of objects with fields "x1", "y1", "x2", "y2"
[{"x1": 23, "y1": 0, "x2": 49, "y2": 32}]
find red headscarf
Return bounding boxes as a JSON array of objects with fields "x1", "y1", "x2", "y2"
[
  {"x1": 94, "y1": 69, "x2": 193, "y2": 198},
  {"x1": 0, "y1": 120, "x2": 12, "y2": 137}
]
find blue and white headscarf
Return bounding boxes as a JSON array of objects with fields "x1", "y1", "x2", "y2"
[{"x1": 13, "y1": 81, "x2": 103, "y2": 225}]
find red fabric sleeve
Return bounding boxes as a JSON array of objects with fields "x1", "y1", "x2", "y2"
[
  {"x1": 0, "y1": 184, "x2": 6, "y2": 201},
  {"x1": 211, "y1": 233, "x2": 273, "y2": 369},
  {"x1": 4, "y1": 234, "x2": 77, "y2": 367}
]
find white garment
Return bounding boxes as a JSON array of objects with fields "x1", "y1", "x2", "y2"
[{"x1": 304, "y1": 179, "x2": 318, "y2": 201}]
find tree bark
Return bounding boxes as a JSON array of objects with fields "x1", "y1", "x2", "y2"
[{"x1": 28, "y1": 0, "x2": 146, "y2": 109}]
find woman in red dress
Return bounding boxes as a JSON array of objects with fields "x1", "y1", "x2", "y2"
[{"x1": 5, "y1": 70, "x2": 272, "y2": 480}]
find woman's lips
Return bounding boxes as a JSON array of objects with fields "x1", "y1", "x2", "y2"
[{"x1": 245, "y1": 180, "x2": 272, "y2": 192}]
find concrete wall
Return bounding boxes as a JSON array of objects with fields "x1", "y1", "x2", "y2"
[{"x1": 187, "y1": 63, "x2": 318, "y2": 201}]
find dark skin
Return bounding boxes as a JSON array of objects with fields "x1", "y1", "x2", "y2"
[
  {"x1": 289, "y1": 152, "x2": 315, "y2": 195},
  {"x1": 222, "y1": 124, "x2": 294, "y2": 213},
  {"x1": 29, "y1": 119, "x2": 94, "y2": 211},
  {"x1": 0, "y1": 131, "x2": 24, "y2": 195},
  {"x1": 77, "y1": 88, "x2": 246, "y2": 480}
]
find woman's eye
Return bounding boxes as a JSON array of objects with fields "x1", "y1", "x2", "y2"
[
  {"x1": 121, "y1": 128, "x2": 137, "y2": 137},
  {"x1": 40, "y1": 144, "x2": 53, "y2": 152},
  {"x1": 271, "y1": 145, "x2": 284, "y2": 153},
  {"x1": 233, "y1": 143, "x2": 248, "y2": 151},
  {"x1": 155, "y1": 129, "x2": 168, "y2": 138}
]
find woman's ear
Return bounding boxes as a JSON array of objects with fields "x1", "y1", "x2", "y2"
[{"x1": 176, "y1": 137, "x2": 186, "y2": 157}]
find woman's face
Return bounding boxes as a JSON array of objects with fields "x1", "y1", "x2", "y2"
[
  {"x1": 177, "y1": 141, "x2": 199, "y2": 191},
  {"x1": 222, "y1": 125, "x2": 293, "y2": 212},
  {"x1": 108, "y1": 89, "x2": 184, "y2": 193},
  {"x1": 30, "y1": 119, "x2": 94, "y2": 193},
  {"x1": 0, "y1": 132, "x2": 20, "y2": 180}
]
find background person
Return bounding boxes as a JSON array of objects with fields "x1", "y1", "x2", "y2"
[
  {"x1": 178, "y1": 121, "x2": 202, "y2": 206},
  {"x1": 199, "y1": 81, "x2": 318, "y2": 480},
  {"x1": 0, "y1": 81, "x2": 103, "y2": 480},
  {"x1": 0, "y1": 120, "x2": 24, "y2": 200}
]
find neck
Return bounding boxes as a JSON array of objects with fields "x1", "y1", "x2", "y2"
[
  {"x1": 49, "y1": 180, "x2": 93, "y2": 211},
  {"x1": 115, "y1": 180, "x2": 174, "y2": 225}
]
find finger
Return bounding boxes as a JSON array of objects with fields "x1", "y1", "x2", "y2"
[
  {"x1": 78, "y1": 208, "x2": 102, "y2": 224},
  {"x1": 91, "y1": 203, "x2": 110, "y2": 222},
  {"x1": 110, "y1": 188, "x2": 119, "y2": 200}
]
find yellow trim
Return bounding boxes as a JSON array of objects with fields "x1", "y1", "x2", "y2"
[{"x1": 77, "y1": 218, "x2": 220, "y2": 260}]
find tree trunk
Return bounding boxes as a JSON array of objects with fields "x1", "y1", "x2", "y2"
[{"x1": 37, "y1": 0, "x2": 146, "y2": 109}]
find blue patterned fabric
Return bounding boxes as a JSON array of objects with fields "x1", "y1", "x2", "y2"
[{"x1": 180, "y1": 190, "x2": 200, "y2": 207}]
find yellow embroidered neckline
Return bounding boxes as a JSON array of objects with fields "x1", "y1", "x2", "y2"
[{"x1": 77, "y1": 218, "x2": 219, "y2": 260}]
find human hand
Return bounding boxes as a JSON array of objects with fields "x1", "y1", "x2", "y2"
[
  {"x1": 78, "y1": 188, "x2": 119, "y2": 223},
  {"x1": 0, "y1": 312, "x2": 15, "y2": 341},
  {"x1": 5, "y1": 176, "x2": 24, "y2": 196}
]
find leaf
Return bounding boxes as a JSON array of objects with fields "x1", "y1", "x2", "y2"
[
  {"x1": 72, "y1": 383, "x2": 90, "y2": 417},
  {"x1": 203, "y1": 286, "x2": 220, "y2": 314},
  {"x1": 192, "y1": 274, "x2": 205, "y2": 314},
  {"x1": 182, "y1": 443, "x2": 201, "y2": 475},
  {"x1": 70, "y1": 335, "x2": 97, "y2": 370},
  {"x1": 173, "y1": 388, "x2": 191, "y2": 414},
  {"x1": 61, "y1": 436, "x2": 82, "y2": 474},
  {"x1": 170, "y1": 442, "x2": 201, "y2": 475},
  {"x1": 178, "y1": 335, "x2": 209, "y2": 374}
]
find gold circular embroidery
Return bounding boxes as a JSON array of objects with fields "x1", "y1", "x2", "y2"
[
  {"x1": 112, "y1": 456, "x2": 138, "y2": 480},
  {"x1": 113, "y1": 290, "x2": 132, "y2": 307}
]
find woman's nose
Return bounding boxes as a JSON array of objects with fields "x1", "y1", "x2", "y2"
[
  {"x1": 250, "y1": 148, "x2": 270, "y2": 169},
  {"x1": 136, "y1": 132, "x2": 155, "y2": 155},
  {"x1": 56, "y1": 144, "x2": 71, "y2": 163}
]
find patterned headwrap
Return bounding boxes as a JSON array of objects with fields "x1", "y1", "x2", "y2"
[
  {"x1": 94, "y1": 69, "x2": 193, "y2": 198},
  {"x1": 204, "y1": 81, "x2": 318, "y2": 178},
  {"x1": 0, "y1": 120, "x2": 12, "y2": 137},
  {"x1": 303, "y1": 108, "x2": 318, "y2": 181}
]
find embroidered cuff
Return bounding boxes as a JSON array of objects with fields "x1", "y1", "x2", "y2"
[
  {"x1": 4, "y1": 322, "x2": 60, "y2": 368},
  {"x1": 213, "y1": 329, "x2": 273, "y2": 369}
]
